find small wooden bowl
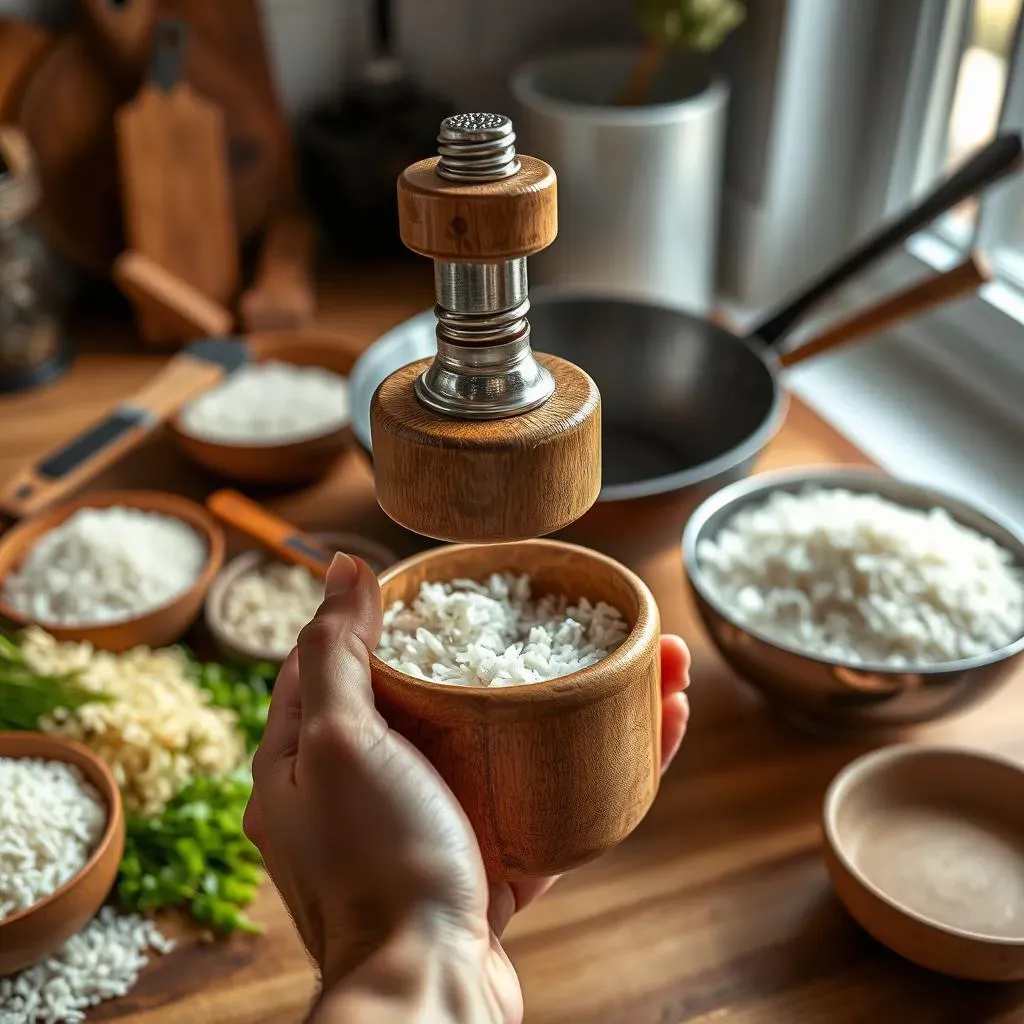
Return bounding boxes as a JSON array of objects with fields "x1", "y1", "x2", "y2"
[
  {"x1": 370, "y1": 539, "x2": 662, "y2": 881},
  {"x1": 0, "y1": 732, "x2": 125, "y2": 975},
  {"x1": 0, "y1": 490, "x2": 225, "y2": 653},
  {"x1": 823, "y1": 744, "x2": 1024, "y2": 981},
  {"x1": 205, "y1": 531, "x2": 399, "y2": 664},
  {"x1": 169, "y1": 329, "x2": 358, "y2": 485}
]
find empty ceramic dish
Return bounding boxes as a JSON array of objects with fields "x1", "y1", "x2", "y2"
[{"x1": 823, "y1": 744, "x2": 1024, "y2": 981}]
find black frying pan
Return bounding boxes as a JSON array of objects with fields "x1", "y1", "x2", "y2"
[{"x1": 349, "y1": 133, "x2": 1023, "y2": 563}]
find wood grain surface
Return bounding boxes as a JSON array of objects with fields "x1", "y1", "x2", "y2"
[
  {"x1": 371, "y1": 354, "x2": 602, "y2": 542},
  {"x1": 372, "y1": 540, "x2": 661, "y2": 880},
  {"x1": 0, "y1": 262, "x2": 1022, "y2": 1022},
  {"x1": 397, "y1": 155, "x2": 558, "y2": 260}
]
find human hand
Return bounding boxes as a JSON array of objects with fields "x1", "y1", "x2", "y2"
[{"x1": 244, "y1": 555, "x2": 690, "y2": 1023}]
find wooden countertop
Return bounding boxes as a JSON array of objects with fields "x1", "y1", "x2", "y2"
[{"x1": 2, "y1": 265, "x2": 1023, "y2": 1023}]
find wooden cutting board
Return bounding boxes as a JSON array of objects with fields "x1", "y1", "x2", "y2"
[
  {"x1": 116, "y1": 19, "x2": 238, "y2": 342},
  {"x1": 17, "y1": 0, "x2": 157, "y2": 275},
  {"x1": 158, "y1": 0, "x2": 286, "y2": 241}
]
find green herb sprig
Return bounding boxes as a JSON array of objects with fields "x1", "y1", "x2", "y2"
[
  {"x1": 0, "y1": 634, "x2": 110, "y2": 731},
  {"x1": 119, "y1": 767, "x2": 264, "y2": 934},
  {"x1": 190, "y1": 658, "x2": 277, "y2": 755}
]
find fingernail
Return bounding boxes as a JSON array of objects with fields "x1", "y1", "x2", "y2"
[{"x1": 325, "y1": 553, "x2": 359, "y2": 596}]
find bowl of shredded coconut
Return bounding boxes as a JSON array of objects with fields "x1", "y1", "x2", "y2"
[
  {"x1": 0, "y1": 491, "x2": 225, "y2": 652},
  {"x1": 683, "y1": 468, "x2": 1024, "y2": 732},
  {"x1": 0, "y1": 732, "x2": 125, "y2": 975},
  {"x1": 205, "y1": 532, "x2": 398, "y2": 663},
  {"x1": 369, "y1": 538, "x2": 662, "y2": 880},
  {"x1": 170, "y1": 333, "x2": 355, "y2": 485}
]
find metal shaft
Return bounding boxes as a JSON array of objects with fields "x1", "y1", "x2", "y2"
[{"x1": 414, "y1": 114, "x2": 554, "y2": 420}]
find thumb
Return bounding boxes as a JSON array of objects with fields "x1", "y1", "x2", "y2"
[{"x1": 296, "y1": 554, "x2": 384, "y2": 733}]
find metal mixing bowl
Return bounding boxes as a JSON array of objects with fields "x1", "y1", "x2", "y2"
[{"x1": 682, "y1": 468, "x2": 1024, "y2": 733}]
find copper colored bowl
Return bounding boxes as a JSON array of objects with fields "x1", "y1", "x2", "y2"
[
  {"x1": 169, "y1": 330, "x2": 357, "y2": 486},
  {"x1": 370, "y1": 538, "x2": 662, "y2": 881},
  {"x1": 0, "y1": 490, "x2": 225, "y2": 653},
  {"x1": 0, "y1": 732, "x2": 125, "y2": 975}
]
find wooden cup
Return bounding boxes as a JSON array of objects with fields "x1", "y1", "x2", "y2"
[{"x1": 370, "y1": 539, "x2": 662, "y2": 880}]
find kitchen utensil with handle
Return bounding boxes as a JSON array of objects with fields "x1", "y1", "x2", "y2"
[
  {"x1": 113, "y1": 250, "x2": 235, "y2": 345},
  {"x1": 206, "y1": 489, "x2": 334, "y2": 578},
  {"x1": 117, "y1": 18, "x2": 238, "y2": 346},
  {"x1": 239, "y1": 206, "x2": 317, "y2": 331},
  {"x1": 157, "y1": 0, "x2": 286, "y2": 242},
  {"x1": 778, "y1": 251, "x2": 991, "y2": 368},
  {"x1": 17, "y1": 0, "x2": 157, "y2": 275},
  {"x1": 0, "y1": 338, "x2": 249, "y2": 519}
]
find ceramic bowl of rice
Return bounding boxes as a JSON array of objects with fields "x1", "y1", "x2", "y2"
[
  {"x1": 0, "y1": 731, "x2": 125, "y2": 975},
  {"x1": 369, "y1": 538, "x2": 662, "y2": 881},
  {"x1": 682, "y1": 467, "x2": 1024, "y2": 733}
]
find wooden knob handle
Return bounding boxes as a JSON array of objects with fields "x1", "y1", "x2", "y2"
[
  {"x1": 206, "y1": 490, "x2": 334, "y2": 578},
  {"x1": 397, "y1": 155, "x2": 558, "y2": 261},
  {"x1": 371, "y1": 355, "x2": 601, "y2": 543}
]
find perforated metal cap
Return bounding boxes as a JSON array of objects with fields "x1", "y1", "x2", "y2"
[{"x1": 436, "y1": 113, "x2": 521, "y2": 182}]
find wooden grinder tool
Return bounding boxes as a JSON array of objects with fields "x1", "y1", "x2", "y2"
[{"x1": 371, "y1": 113, "x2": 602, "y2": 543}]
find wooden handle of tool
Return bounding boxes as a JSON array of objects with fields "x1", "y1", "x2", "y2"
[
  {"x1": 114, "y1": 251, "x2": 235, "y2": 348},
  {"x1": 779, "y1": 252, "x2": 991, "y2": 369},
  {"x1": 0, "y1": 351, "x2": 228, "y2": 519},
  {"x1": 239, "y1": 209, "x2": 318, "y2": 332},
  {"x1": 206, "y1": 489, "x2": 333, "y2": 579},
  {"x1": 81, "y1": 0, "x2": 157, "y2": 77}
]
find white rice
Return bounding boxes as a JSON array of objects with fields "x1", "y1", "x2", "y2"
[
  {"x1": 696, "y1": 487, "x2": 1024, "y2": 666},
  {"x1": 376, "y1": 572, "x2": 628, "y2": 686},
  {"x1": 2, "y1": 506, "x2": 207, "y2": 627},
  {"x1": 0, "y1": 758, "x2": 106, "y2": 921},
  {"x1": 0, "y1": 906, "x2": 174, "y2": 1023}
]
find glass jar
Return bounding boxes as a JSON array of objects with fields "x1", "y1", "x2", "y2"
[{"x1": 0, "y1": 126, "x2": 71, "y2": 393}]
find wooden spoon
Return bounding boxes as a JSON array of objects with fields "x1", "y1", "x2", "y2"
[
  {"x1": 206, "y1": 489, "x2": 333, "y2": 579},
  {"x1": 779, "y1": 251, "x2": 991, "y2": 368}
]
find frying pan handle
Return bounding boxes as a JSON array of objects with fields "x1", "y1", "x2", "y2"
[
  {"x1": 81, "y1": 0, "x2": 158, "y2": 78},
  {"x1": 752, "y1": 132, "x2": 1023, "y2": 348}
]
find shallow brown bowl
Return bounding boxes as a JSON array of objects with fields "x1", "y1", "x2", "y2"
[
  {"x1": 0, "y1": 490, "x2": 225, "y2": 652},
  {"x1": 370, "y1": 539, "x2": 662, "y2": 881},
  {"x1": 169, "y1": 329, "x2": 358, "y2": 485},
  {"x1": 205, "y1": 532, "x2": 399, "y2": 663},
  {"x1": 823, "y1": 744, "x2": 1024, "y2": 981},
  {"x1": 0, "y1": 732, "x2": 125, "y2": 975}
]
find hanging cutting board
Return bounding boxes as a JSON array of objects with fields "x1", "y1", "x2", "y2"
[
  {"x1": 17, "y1": 0, "x2": 157, "y2": 275},
  {"x1": 117, "y1": 19, "x2": 238, "y2": 329},
  {"x1": 158, "y1": 0, "x2": 286, "y2": 241}
]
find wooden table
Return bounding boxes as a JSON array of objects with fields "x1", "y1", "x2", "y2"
[{"x1": 2, "y1": 265, "x2": 1023, "y2": 1023}]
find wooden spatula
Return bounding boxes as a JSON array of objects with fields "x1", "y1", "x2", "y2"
[
  {"x1": 0, "y1": 338, "x2": 249, "y2": 519},
  {"x1": 116, "y1": 18, "x2": 238, "y2": 344},
  {"x1": 206, "y1": 489, "x2": 334, "y2": 579}
]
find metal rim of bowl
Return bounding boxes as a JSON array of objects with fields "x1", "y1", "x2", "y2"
[
  {"x1": 349, "y1": 290, "x2": 790, "y2": 503},
  {"x1": 822, "y1": 743, "x2": 1024, "y2": 946},
  {"x1": 681, "y1": 466, "x2": 1024, "y2": 676}
]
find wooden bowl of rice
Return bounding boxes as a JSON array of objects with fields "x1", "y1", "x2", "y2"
[
  {"x1": 0, "y1": 732, "x2": 125, "y2": 975},
  {"x1": 168, "y1": 330, "x2": 359, "y2": 486},
  {"x1": 369, "y1": 538, "x2": 662, "y2": 882},
  {"x1": 0, "y1": 490, "x2": 225, "y2": 653}
]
